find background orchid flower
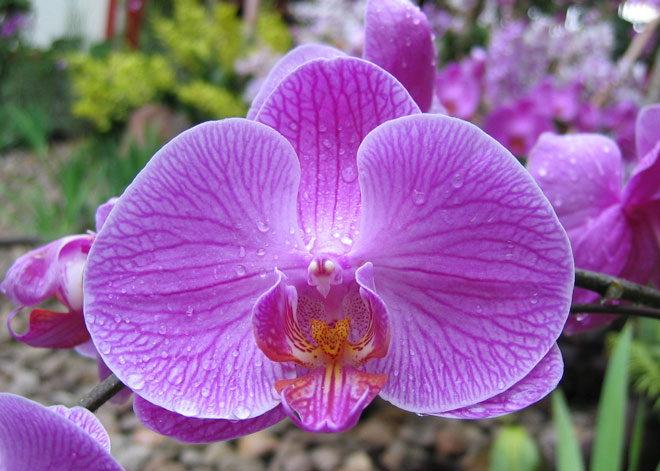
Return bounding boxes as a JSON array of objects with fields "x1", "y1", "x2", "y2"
[
  {"x1": 0, "y1": 393, "x2": 123, "y2": 471},
  {"x1": 527, "y1": 103, "x2": 660, "y2": 333},
  {"x1": 84, "y1": 51, "x2": 573, "y2": 442},
  {"x1": 1, "y1": 197, "x2": 117, "y2": 351},
  {"x1": 247, "y1": 0, "x2": 436, "y2": 118}
]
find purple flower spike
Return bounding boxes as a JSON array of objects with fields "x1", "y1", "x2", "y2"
[
  {"x1": 0, "y1": 393, "x2": 123, "y2": 471},
  {"x1": 1, "y1": 198, "x2": 117, "y2": 349},
  {"x1": 528, "y1": 129, "x2": 660, "y2": 333},
  {"x1": 85, "y1": 57, "x2": 572, "y2": 439}
]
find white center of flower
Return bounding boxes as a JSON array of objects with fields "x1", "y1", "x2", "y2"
[{"x1": 307, "y1": 256, "x2": 343, "y2": 298}]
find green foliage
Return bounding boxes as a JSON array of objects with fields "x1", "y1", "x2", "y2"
[
  {"x1": 256, "y1": 9, "x2": 292, "y2": 53},
  {"x1": 489, "y1": 425, "x2": 540, "y2": 471},
  {"x1": 68, "y1": 51, "x2": 174, "y2": 131},
  {"x1": 591, "y1": 323, "x2": 633, "y2": 471},
  {"x1": 628, "y1": 319, "x2": 660, "y2": 411},
  {"x1": 176, "y1": 80, "x2": 246, "y2": 119},
  {"x1": 552, "y1": 389, "x2": 585, "y2": 471}
]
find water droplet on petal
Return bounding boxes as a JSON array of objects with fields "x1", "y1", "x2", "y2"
[
  {"x1": 185, "y1": 305, "x2": 194, "y2": 316},
  {"x1": 238, "y1": 246, "x2": 246, "y2": 258},
  {"x1": 256, "y1": 248, "x2": 266, "y2": 256},
  {"x1": 451, "y1": 172, "x2": 464, "y2": 189},
  {"x1": 341, "y1": 165, "x2": 358, "y2": 183},
  {"x1": 231, "y1": 349, "x2": 239, "y2": 357},
  {"x1": 158, "y1": 325, "x2": 167, "y2": 335},
  {"x1": 233, "y1": 405, "x2": 251, "y2": 420},
  {"x1": 127, "y1": 374, "x2": 145, "y2": 390},
  {"x1": 167, "y1": 367, "x2": 184, "y2": 385},
  {"x1": 412, "y1": 189, "x2": 426, "y2": 205},
  {"x1": 235, "y1": 265, "x2": 247, "y2": 276},
  {"x1": 99, "y1": 342, "x2": 111, "y2": 354}
]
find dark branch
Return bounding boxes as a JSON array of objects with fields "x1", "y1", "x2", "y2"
[
  {"x1": 0, "y1": 235, "x2": 43, "y2": 247},
  {"x1": 574, "y1": 269, "x2": 660, "y2": 309},
  {"x1": 78, "y1": 374, "x2": 125, "y2": 412},
  {"x1": 570, "y1": 303, "x2": 660, "y2": 321}
]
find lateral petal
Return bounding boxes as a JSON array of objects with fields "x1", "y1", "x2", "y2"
[
  {"x1": 437, "y1": 344, "x2": 563, "y2": 418},
  {"x1": 622, "y1": 141, "x2": 660, "y2": 210},
  {"x1": 255, "y1": 57, "x2": 419, "y2": 252},
  {"x1": 7, "y1": 307, "x2": 89, "y2": 349},
  {"x1": 527, "y1": 133, "x2": 623, "y2": 237},
  {"x1": 353, "y1": 114, "x2": 573, "y2": 413},
  {"x1": 246, "y1": 44, "x2": 346, "y2": 120},
  {"x1": 84, "y1": 119, "x2": 306, "y2": 419},
  {"x1": 276, "y1": 364, "x2": 387, "y2": 433},
  {"x1": 635, "y1": 103, "x2": 660, "y2": 160},
  {"x1": 363, "y1": 0, "x2": 436, "y2": 112},
  {"x1": 0, "y1": 393, "x2": 123, "y2": 471},
  {"x1": 133, "y1": 395, "x2": 285, "y2": 443}
]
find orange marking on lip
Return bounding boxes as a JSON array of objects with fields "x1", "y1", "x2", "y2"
[{"x1": 311, "y1": 317, "x2": 350, "y2": 361}]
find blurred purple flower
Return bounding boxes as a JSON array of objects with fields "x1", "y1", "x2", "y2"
[
  {"x1": 84, "y1": 46, "x2": 572, "y2": 440},
  {"x1": 528, "y1": 78, "x2": 582, "y2": 124},
  {"x1": 435, "y1": 56, "x2": 482, "y2": 120},
  {"x1": 603, "y1": 99, "x2": 639, "y2": 161},
  {"x1": 528, "y1": 104, "x2": 660, "y2": 333},
  {"x1": 0, "y1": 393, "x2": 123, "y2": 470},
  {"x1": 483, "y1": 98, "x2": 555, "y2": 157},
  {"x1": 1, "y1": 13, "x2": 26, "y2": 38}
]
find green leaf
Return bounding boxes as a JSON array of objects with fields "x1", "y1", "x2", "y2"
[
  {"x1": 628, "y1": 400, "x2": 645, "y2": 471},
  {"x1": 590, "y1": 323, "x2": 633, "y2": 471},
  {"x1": 552, "y1": 389, "x2": 585, "y2": 471},
  {"x1": 489, "y1": 425, "x2": 540, "y2": 471}
]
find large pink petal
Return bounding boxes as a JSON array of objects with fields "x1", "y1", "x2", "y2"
[
  {"x1": 49, "y1": 405, "x2": 111, "y2": 452},
  {"x1": 635, "y1": 103, "x2": 660, "y2": 160},
  {"x1": 527, "y1": 133, "x2": 623, "y2": 237},
  {"x1": 276, "y1": 364, "x2": 387, "y2": 433},
  {"x1": 0, "y1": 393, "x2": 123, "y2": 471},
  {"x1": 246, "y1": 44, "x2": 346, "y2": 120},
  {"x1": 255, "y1": 57, "x2": 420, "y2": 252},
  {"x1": 352, "y1": 114, "x2": 573, "y2": 413},
  {"x1": 363, "y1": 0, "x2": 436, "y2": 112},
  {"x1": 437, "y1": 344, "x2": 563, "y2": 418},
  {"x1": 84, "y1": 119, "x2": 308, "y2": 419},
  {"x1": 133, "y1": 395, "x2": 285, "y2": 443},
  {"x1": 7, "y1": 307, "x2": 89, "y2": 348}
]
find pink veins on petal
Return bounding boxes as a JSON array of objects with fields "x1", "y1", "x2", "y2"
[{"x1": 84, "y1": 55, "x2": 573, "y2": 439}]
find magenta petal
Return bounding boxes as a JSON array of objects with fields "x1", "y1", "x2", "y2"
[
  {"x1": 353, "y1": 114, "x2": 573, "y2": 413},
  {"x1": 85, "y1": 119, "x2": 306, "y2": 419},
  {"x1": 256, "y1": 57, "x2": 419, "y2": 251},
  {"x1": 437, "y1": 344, "x2": 563, "y2": 419},
  {"x1": 8, "y1": 307, "x2": 90, "y2": 348},
  {"x1": 133, "y1": 395, "x2": 285, "y2": 443},
  {"x1": 276, "y1": 365, "x2": 387, "y2": 433},
  {"x1": 95, "y1": 197, "x2": 119, "y2": 232},
  {"x1": 1, "y1": 234, "x2": 93, "y2": 307},
  {"x1": 0, "y1": 393, "x2": 123, "y2": 471},
  {"x1": 246, "y1": 44, "x2": 347, "y2": 120},
  {"x1": 97, "y1": 357, "x2": 133, "y2": 404},
  {"x1": 635, "y1": 104, "x2": 660, "y2": 160},
  {"x1": 527, "y1": 133, "x2": 623, "y2": 237},
  {"x1": 623, "y1": 141, "x2": 660, "y2": 210},
  {"x1": 363, "y1": 0, "x2": 436, "y2": 112}
]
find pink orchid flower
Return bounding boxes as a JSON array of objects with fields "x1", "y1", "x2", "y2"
[
  {"x1": 528, "y1": 103, "x2": 660, "y2": 333},
  {"x1": 0, "y1": 393, "x2": 123, "y2": 471},
  {"x1": 83, "y1": 45, "x2": 573, "y2": 440},
  {"x1": 1, "y1": 198, "x2": 117, "y2": 351}
]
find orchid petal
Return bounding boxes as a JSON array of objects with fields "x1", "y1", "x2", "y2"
[
  {"x1": 84, "y1": 119, "x2": 307, "y2": 419},
  {"x1": 49, "y1": 405, "x2": 111, "y2": 452},
  {"x1": 528, "y1": 133, "x2": 623, "y2": 237},
  {"x1": 7, "y1": 307, "x2": 89, "y2": 348},
  {"x1": 635, "y1": 103, "x2": 660, "y2": 160},
  {"x1": 75, "y1": 339, "x2": 99, "y2": 359},
  {"x1": 437, "y1": 344, "x2": 563, "y2": 419},
  {"x1": 363, "y1": 0, "x2": 436, "y2": 112},
  {"x1": 352, "y1": 114, "x2": 573, "y2": 413},
  {"x1": 133, "y1": 395, "x2": 285, "y2": 443},
  {"x1": 564, "y1": 205, "x2": 632, "y2": 334},
  {"x1": 255, "y1": 57, "x2": 419, "y2": 251},
  {"x1": 276, "y1": 364, "x2": 387, "y2": 433},
  {"x1": 623, "y1": 141, "x2": 660, "y2": 210},
  {"x1": 1, "y1": 234, "x2": 93, "y2": 307},
  {"x1": 246, "y1": 44, "x2": 346, "y2": 120},
  {"x1": 97, "y1": 357, "x2": 133, "y2": 404},
  {"x1": 0, "y1": 393, "x2": 123, "y2": 471},
  {"x1": 95, "y1": 197, "x2": 119, "y2": 232}
]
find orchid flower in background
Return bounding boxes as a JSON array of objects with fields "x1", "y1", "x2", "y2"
[
  {"x1": 1, "y1": 197, "x2": 117, "y2": 353},
  {"x1": 0, "y1": 393, "x2": 123, "y2": 471},
  {"x1": 528, "y1": 103, "x2": 660, "y2": 334},
  {"x1": 83, "y1": 19, "x2": 573, "y2": 441},
  {"x1": 434, "y1": 51, "x2": 483, "y2": 120}
]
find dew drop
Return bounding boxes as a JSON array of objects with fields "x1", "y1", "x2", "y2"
[
  {"x1": 476, "y1": 304, "x2": 483, "y2": 313},
  {"x1": 235, "y1": 265, "x2": 247, "y2": 276},
  {"x1": 341, "y1": 235, "x2": 354, "y2": 246},
  {"x1": 99, "y1": 342, "x2": 111, "y2": 354},
  {"x1": 341, "y1": 165, "x2": 358, "y2": 183},
  {"x1": 201, "y1": 387, "x2": 211, "y2": 398},
  {"x1": 167, "y1": 367, "x2": 184, "y2": 385},
  {"x1": 451, "y1": 172, "x2": 464, "y2": 188},
  {"x1": 238, "y1": 246, "x2": 246, "y2": 258},
  {"x1": 530, "y1": 292, "x2": 539, "y2": 305},
  {"x1": 231, "y1": 349, "x2": 239, "y2": 357},
  {"x1": 322, "y1": 138, "x2": 332, "y2": 149},
  {"x1": 233, "y1": 405, "x2": 251, "y2": 420},
  {"x1": 412, "y1": 189, "x2": 426, "y2": 205},
  {"x1": 127, "y1": 374, "x2": 145, "y2": 390},
  {"x1": 186, "y1": 305, "x2": 194, "y2": 316},
  {"x1": 256, "y1": 220, "x2": 269, "y2": 232},
  {"x1": 289, "y1": 122, "x2": 299, "y2": 131},
  {"x1": 256, "y1": 248, "x2": 266, "y2": 257},
  {"x1": 158, "y1": 325, "x2": 166, "y2": 335}
]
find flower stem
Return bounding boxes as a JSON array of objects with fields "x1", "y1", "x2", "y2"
[
  {"x1": 78, "y1": 374, "x2": 125, "y2": 412},
  {"x1": 574, "y1": 269, "x2": 660, "y2": 309},
  {"x1": 570, "y1": 303, "x2": 660, "y2": 321}
]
